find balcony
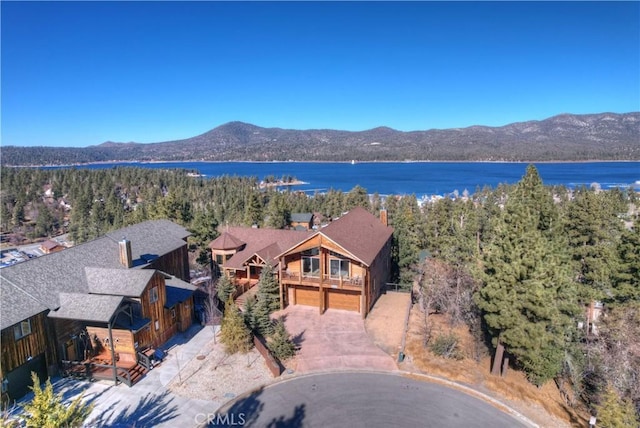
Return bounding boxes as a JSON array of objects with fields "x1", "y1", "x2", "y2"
[{"x1": 281, "y1": 271, "x2": 363, "y2": 290}]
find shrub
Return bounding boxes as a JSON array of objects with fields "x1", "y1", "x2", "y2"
[{"x1": 429, "y1": 332, "x2": 464, "y2": 360}]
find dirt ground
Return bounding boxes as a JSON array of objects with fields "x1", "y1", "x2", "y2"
[
  {"x1": 401, "y1": 303, "x2": 589, "y2": 428},
  {"x1": 365, "y1": 291, "x2": 412, "y2": 358}
]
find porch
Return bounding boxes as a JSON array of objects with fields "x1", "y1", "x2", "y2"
[{"x1": 61, "y1": 352, "x2": 148, "y2": 387}]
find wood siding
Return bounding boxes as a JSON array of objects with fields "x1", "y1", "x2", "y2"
[
  {"x1": 149, "y1": 246, "x2": 190, "y2": 282},
  {"x1": 85, "y1": 326, "x2": 136, "y2": 355},
  {"x1": 1, "y1": 312, "x2": 48, "y2": 377},
  {"x1": 140, "y1": 272, "x2": 169, "y2": 348}
]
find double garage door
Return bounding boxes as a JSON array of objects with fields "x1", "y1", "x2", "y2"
[{"x1": 293, "y1": 286, "x2": 360, "y2": 313}]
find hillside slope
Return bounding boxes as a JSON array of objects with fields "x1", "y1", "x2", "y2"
[{"x1": 2, "y1": 112, "x2": 638, "y2": 165}]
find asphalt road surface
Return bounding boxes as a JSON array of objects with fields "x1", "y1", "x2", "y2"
[{"x1": 213, "y1": 372, "x2": 530, "y2": 428}]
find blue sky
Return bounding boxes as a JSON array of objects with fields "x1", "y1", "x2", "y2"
[{"x1": 2, "y1": 1, "x2": 639, "y2": 147}]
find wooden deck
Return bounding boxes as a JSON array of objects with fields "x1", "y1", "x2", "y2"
[
  {"x1": 61, "y1": 353, "x2": 148, "y2": 387},
  {"x1": 281, "y1": 271, "x2": 363, "y2": 291}
]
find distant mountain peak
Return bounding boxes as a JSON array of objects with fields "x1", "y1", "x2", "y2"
[{"x1": 2, "y1": 112, "x2": 638, "y2": 165}]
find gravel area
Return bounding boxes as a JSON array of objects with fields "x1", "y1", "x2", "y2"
[{"x1": 167, "y1": 328, "x2": 276, "y2": 404}]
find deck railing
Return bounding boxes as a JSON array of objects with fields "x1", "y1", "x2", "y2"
[{"x1": 281, "y1": 271, "x2": 363, "y2": 288}]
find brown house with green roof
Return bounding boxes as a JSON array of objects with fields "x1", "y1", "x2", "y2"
[{"x1": 209, "y1": 207, "x2": 393, "y2": 318}]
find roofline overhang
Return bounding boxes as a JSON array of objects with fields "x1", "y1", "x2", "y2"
[{"x1": 276, "y1": 231, "x2": 369, "y2": 267}]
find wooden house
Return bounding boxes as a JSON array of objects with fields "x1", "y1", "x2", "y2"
[
  {"x1": 209, "y1": 228, "x2": 312, "y2": 296},
  {"x1": 278, "y1": 207, "x2": 393, "y2": 317},
  {"x1": 209, "y1": 207, "x2": 393, "y2": 318},
  {"x1": 0, "y1": 220, "x2": 195, "y2": 401},
  {"x1": 39, "y1": 239, "x2": 65, "y2": 254},
  {"x1": 289, "y1": 213, "x2": 314, "y2": 231}
]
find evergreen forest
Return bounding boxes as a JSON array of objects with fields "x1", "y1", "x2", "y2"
[{"x1": 0, "y1": 165, "x2": 638, "y2": 422}]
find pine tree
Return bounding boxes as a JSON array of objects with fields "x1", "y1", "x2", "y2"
[
  {"x1": 216, "y1": 275, "x2": 236, "y2": 305},
  {"x1": 220, "y1": 299, "x2": 252, "y2": 354},
  {"x1": 613, "y1": 217, "x2": 640, "y2": 304},
  {"x1": 20, "y1": 372, "x2": 93, "y2": 428},
  {"x1": 256, "y1": 263, "x2": 280, "y2": 313},
  {"x1": 476, "y1": 165, "x2": 579, "y2": 385},
  {"x1": 243, "y1": 295, "x2": 258, "y2": 332},
  {"x1": 564, "y1": 187, "x2": 624, "y2": 302},
  {"x1": 243, "y1": 193, "x2": 263, "y2": 227},
  {"x1": 595, "y1": 383, "x2": 639, "y2": 428},
  {"x1": 267, "y1": 318, "x2": 296, "y2": 361}
]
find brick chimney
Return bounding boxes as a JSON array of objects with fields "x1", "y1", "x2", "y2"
[
  {"x1": 119, "y1": 238, "x2": 132, "y2": 268},
  {"x1": 379, "y1": 209, "x2": 388, "y2": 227}
]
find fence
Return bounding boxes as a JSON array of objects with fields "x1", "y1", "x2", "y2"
[{"x1": 253, "y1": 334, "x2": 283, "y2": 377}]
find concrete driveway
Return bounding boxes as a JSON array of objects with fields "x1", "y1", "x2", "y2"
[{"x1": 275, "y1": 306, "x2": 397, "y2": 373}]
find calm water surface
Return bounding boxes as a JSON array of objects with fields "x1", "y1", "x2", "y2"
[{"x1": 56, "y1": 161, "x2": 639, "y2": 197}]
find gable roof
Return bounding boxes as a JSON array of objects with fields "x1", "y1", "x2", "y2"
[
  {"x1": 0, "y1": 279, "x2": 49, "y2": 329},
  {"x1": 318, "y1": 207, "x2": 393, "y2": 266},
  {"x1": 48, "y1": 293, "x2": 124, "y2": 323},
  {"x1": 85, "y1": 267, "x2": 156, "y2": 297},
  {"x1": 290, "y1": 213, "x2": 313, "y2": 223},
  {"x1": 0, "y1": 220, "x2": 190, "y2": 330},
  {"x1": 216, "y1": 227, "x2": 313, "y2": 270}
]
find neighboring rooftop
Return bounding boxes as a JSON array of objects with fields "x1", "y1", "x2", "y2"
[
  {"x1": 0, "y1": 220, "x2": 191, "y2": 330},
  {"x1": 213, "y1": 227, "x2": 313, "y2": 270}
]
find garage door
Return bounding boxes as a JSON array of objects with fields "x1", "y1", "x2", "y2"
[
  {"x1": 295, "y1": 286, "x2": 319, "y2": 307},
  {"x1": 326, "y1": 289, "x2": 360, "y2": 312}
]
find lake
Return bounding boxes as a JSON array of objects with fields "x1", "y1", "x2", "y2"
[{"x1": 57, "y1": 161, "x2": 639, "y2": 197}]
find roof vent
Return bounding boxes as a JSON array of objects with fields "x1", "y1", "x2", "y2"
[{"x1": 119, "y1": 238, "x2": 132, "y2": 268}]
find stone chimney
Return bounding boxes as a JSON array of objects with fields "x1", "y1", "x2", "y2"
[
  {"x1": 379, "y1": 209, "x2": 388, "y2": 227},
  {"x1": 119, "y1": 238, "x2": 132, "y2": 268}
]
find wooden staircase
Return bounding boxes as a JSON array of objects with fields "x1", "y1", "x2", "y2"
[
  {"x1": 116, "y1": 363, "x2": 148, "y2": 387},
  {"x1": 127, "y1": 363, "x2": 148, "y2": 386},
  {"x1": 235, "y1": 284, "x2": 259, "y2": 311}
]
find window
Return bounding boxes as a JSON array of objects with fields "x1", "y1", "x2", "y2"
[
  {"x1": 154, "y1": 320, "x2": 160, "y2": 331},
  {"x1": 149, "y1": 287, "x2": 158, "y2": 303},
  {"x1": 330, "y1": 258, "x2": 350, "y2": 279},
  {"x1": 215, "y1": 254, "x2": 224, "y2": 264},
  {"x1": 171, "y1": 308, "x2": 176, "y2": 320},
  {"x1": 13, "y1": 319, "x2": 32, "y2": 340},
  {"x1": 302, "y1": 256, "x2": 320, "y2": 277}
]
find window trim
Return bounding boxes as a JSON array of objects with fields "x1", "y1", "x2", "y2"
[
  {"x1": 149, "y1": 286, "x2": 159, "y2": 303},
  {"x1": 302, "y1": 256, "x2": 320, "y2": 277},
  {"x1": 13, "y1": 319, "x2": 32, "y2": 340}
]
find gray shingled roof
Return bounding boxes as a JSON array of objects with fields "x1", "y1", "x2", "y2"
[
  {"x1": 290, "y1": 213, "x2": 313, "y2": 223},
  {"x1": 0, "y1": 279, "x2": 48, "y2": 329},
  {"x1": 0, "y1": 220, "x2": 190, "y2": 330},
  {"x1": 48, "y1": 293, "x2": 124, "y2": 323},
  {"x1": 86, "y1": 267, "x2": 155, "y2": 297}
]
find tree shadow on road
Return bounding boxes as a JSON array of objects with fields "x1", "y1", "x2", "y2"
[
  {"x1": 265, "y1": 403, "x2": 306, "y2": 428},
  {"x1": 208, "y1": 386, "x2": 264, "y2": 427},
  {"x1": 210, "y1": 387, "x2": 307, "y2": 428},
  {"x1": 90, "y1": 390, "x2": 178, "y2": 428}
]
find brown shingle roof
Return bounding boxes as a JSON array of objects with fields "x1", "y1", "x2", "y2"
[
  {"x1": 319, "y1": 207, "x2": 393, "y2": 266},
  {"x1": 208, "y1": 231, "x2": 246, "y2": 251},
  {"x1": 219, "y1": 227, "x2": 313, "y2": 270}
]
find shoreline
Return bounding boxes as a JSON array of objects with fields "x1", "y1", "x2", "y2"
[{"x1": 4, "y1": 159, "x2": 640, "y2": 168}]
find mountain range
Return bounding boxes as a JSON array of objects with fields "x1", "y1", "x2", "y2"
[{"x1": 2, "y1": 112, "x2": 639, "y2": 166}]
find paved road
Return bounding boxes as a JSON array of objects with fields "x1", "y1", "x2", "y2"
[{"x1": 213, "y1": 372, "x2": 531, "y2": 428}]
